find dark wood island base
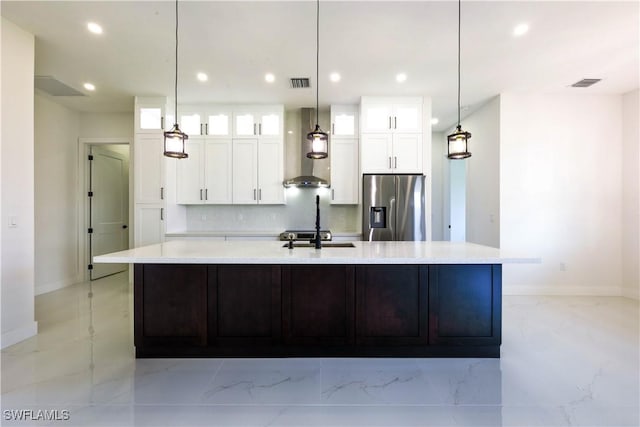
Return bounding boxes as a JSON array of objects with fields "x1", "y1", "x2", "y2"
[{"x1": 134, "y1": 264, "x2": 501, "y2": 358}]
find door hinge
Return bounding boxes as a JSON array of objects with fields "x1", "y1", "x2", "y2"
[
  {"x1": 88, "y1": 228, "x2": 93, "y2": 234},
  {"x1": 88, "y1": 155, "x2": 94, "y2": 161},
  {"x1": 88, "y1": 191, "x2": 93, "y2": 197},
  {"x1": 88, "y1": 264, "x2": 93, "y2": 270}
]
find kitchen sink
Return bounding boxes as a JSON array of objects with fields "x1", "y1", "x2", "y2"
[{"x1": 282, "y1": 242, "x2": 355, "y2": 248}]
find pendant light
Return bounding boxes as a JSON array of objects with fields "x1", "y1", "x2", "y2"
[
  {"x1": 164, "y1": 0, "x2": 188, "y2": 159},
  {"x1": 447, "y1": 0, "x2": 471, "y2": 160},
  {"x1": 306, "y1": 0, "x2": 328, "y2": 159}
]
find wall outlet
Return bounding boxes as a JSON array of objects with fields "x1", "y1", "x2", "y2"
[
  {"x1": 559, "y1": 262, "x2": 567, "y2": 271},
  {"x1": 8, "y1": 216, "x2": 17, "y2": 228}
]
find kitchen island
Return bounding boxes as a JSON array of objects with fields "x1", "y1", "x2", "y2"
[{"x1": 94, "y1": 240, "x2": 536, "y2": 358}]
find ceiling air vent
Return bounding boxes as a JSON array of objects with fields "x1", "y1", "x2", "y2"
[
  {"x1": 290, "y1": 77, "x2": 311, "y2": 89},
  {"x1": 570, "y1": 78, "x2": 601, "y2": 88},
  {"x1": 35, "y1": 76, "x2": 85, "y2": 96}
]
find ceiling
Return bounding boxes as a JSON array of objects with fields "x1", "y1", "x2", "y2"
[{"x1": 2, "y1": 1, "x2": 638, "y2": 131}]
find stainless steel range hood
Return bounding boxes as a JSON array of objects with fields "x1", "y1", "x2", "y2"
[{"x1": 283, "y1": 108, "x2": 330, "y2": 188}]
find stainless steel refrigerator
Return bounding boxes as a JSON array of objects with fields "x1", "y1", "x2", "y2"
[{"x1": 362, "y1": 174, "x2": 426, "y2": 241}]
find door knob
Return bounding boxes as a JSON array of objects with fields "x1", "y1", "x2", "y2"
[{"x1": 122, "y1": 225, "x2": 128, "y2": 229}]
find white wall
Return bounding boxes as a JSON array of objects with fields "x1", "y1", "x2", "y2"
[
  {"x1": 621, "y1": 89, "x2": 639, "y2": 300},
  {"x1": 79, "y1": 112, "x2": 133, "y2": 139},
  {"x1": 34, "y1": 95, "x2": 81, "y2": 295},
  {"x1": 463, "y1": 97, "x2": 500, "y2": 248},
  {"x1": 500, "y1": 93, "x2": 623, "y2": 296},
  {"x1": 431, "y1": 132, "x2": 446, "y2": 240},
  {"x1": 1, "y1": 18, "x2": 38, "y2": 348}
]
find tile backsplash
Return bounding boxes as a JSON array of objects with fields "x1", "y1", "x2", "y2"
[{"x1": 186, "y1": 188, "x2": 359, "y2": 232}]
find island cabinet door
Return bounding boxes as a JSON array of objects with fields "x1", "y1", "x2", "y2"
[
  {"x1": 428, "y1": 265, "x2": 502, "y2": 346},
  {"x1": 282, "y1": 265, "x2": 355, "y2": 345},
  {"x1": 134, "y1": 264, "x2": 208, "y2": 348},
  {"x1": 207, "y1": 265, "x2": 282, "y2": 345},
  {"x1": 355, "y1": 265, "x2": 428, "y2": 345}
]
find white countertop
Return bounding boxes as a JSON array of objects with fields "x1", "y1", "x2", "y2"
[
  {"x1": 94, "y1": 240, "x2": 538, "y2": 265},
  {"x1": 164, "y1": 231, "x2": 362, "y2": 238}
]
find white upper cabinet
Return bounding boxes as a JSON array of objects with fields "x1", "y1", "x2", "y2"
[
  {"x1": 330, "y1": 137, "x2": 359, "y2": 204},
  {"x1": 360, "y1": 97, "x2": 423, "y2": 174},
  {"x1": 331, "y1": 105, "x2": 359, "y2": 137},
  {"x1": 134, "y1": 134, "x2": 166, "y2": 203},
  {"x1": 232, "y1": 138, "x2": 284, "y2": 205},
  {"x1": 135, "y1": 97, "x2": 166, "y2": 133},
  {"x1": 176, "y1": 139, "x2": 232, "y2": 204},
  {"x1": 178, "y1": 105, "x2": 232, "y2": 138},
  {"x1": 233, "y1": 105, "x2": 284, "y2": 138},
  {"x1": 360, "y1": 97, "x2": 422, "y2": 134}
]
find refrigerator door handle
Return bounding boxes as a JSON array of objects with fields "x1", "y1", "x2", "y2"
[{"x1": 389, "y1": 197, "x2": 396, "y2": 241}]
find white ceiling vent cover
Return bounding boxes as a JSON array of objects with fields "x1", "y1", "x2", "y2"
[
  {"x1": 290, "y1": 78, "x2": 311, "y2": 89},
  {"x1": 570, "y1": 78, "x2": 601, "y2": 88},
  {"x1": 35, "y1": 76, "x2": 85, "y2": 96}
]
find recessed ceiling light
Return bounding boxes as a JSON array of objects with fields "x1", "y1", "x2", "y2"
[
  {"x1": 265, "y1": 73, "x2": 275, "y2": 83},
  {"x1": 513, "y1": 23, "x2": 529, "y2": 37},
  {"x1": 431, "y1": 118, "x2": 439, "y2": 125},
  {"x1": 196, "y1": 72, "x2": 208, "y2": 82},
  {"x1": 83, "y1": 82, "x2": 95, "y2": 91},
  {"x1": 87, "y1": 22, "x2": 103, "y2": 35},
  {"x1": 396, "y1": 73, "x2": 407, "y2": 83},
  {"x1": 329, "y1": 72, "x2": 341, "y2": 82}
]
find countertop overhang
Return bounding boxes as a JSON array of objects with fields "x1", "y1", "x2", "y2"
[{"x1": 93, "y1": 240, "x2": 539, "y2": 265}]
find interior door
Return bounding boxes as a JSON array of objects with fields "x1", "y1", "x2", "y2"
[{"x1": 90, "y1": 145, "x2": 129, "y2": 280}]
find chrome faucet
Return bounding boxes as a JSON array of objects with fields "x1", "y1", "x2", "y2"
[{"x1": 314, "y1": 195, "x2": 322, "y2": 249}]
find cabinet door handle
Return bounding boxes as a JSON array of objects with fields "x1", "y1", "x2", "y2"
[
  {"x1": 253, "y1": 189, "x2": 257, "y2": 200},
  {"x1": 253, "y1": 123, "x2": 257, "y2": 135},
  {"x1": 160, "y1": 187, "x2": 164, "y2": 200},
  {"x1": 200, "y1": 123, "x2": 203, "y2": 135},
  {"x1": 394, "y1": 156, "x2": 398, "y2": 168},
  {"x1": 259, "y1": 189, "x2": 262, "y2": 200},
  {"x1": 205, "y1": 123, "x2": 209, "y2": 135},
  {"x1": 394, "y1": 116, "x2": 397, "y2": 129},
  {"x1": 332, "y1": 189, "x2": 335, "y2": 200},
  {"x1": 388, "y1": 157, "x2": 392, "y2": 169},
  {"x1": 205, "y1": 189, "x2": 208, "y2": 200},
  {"x1": 388, "y1": 116, "x2": 392, "y2": 130},
  {"x1": 332, "y1": 123, "x2": 335, "y2": 135},
  {"x1": 258, "y1": 123, "x2": 262, "y2": 135},
  {"x1": 200, "y1": 189, "x2": 203, "y2": 200},
  {"x1": 160, "y1": 208, "x2": 164, "y2": 221},
  {"x1": 161, "y1": 116, "x2": 164, "y2": 130}
]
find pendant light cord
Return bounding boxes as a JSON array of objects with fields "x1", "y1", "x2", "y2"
[
  {"x1": 316, "y1": 0, "x2": 320, "y2": 125},
  {"x1": 457, "y1": 0, "x2": 461, "y2": 127},
  {"x1": 174, "y1": 0, "x2": 179, "y2": 125}
]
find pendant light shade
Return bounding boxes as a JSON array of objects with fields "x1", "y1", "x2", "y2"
[
  {"x1": 447, "y1": 0, "x2": 471, "y2": 160},
  {"x1": 307, "y1": 125, "x2": 328, "y2": 159},
  {"x1": 164, "y1": 0, "x2": 188, "y2": 159},
  {"x1": 306, "y1": 0, "x2": 328, "y2": 160},
  {"x1": 447, "y1": 125, "x2": 471, "y2": 159}
]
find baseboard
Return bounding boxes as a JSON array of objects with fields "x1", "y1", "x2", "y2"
[
  {"x1": 35, "y1": 274, "x2": 83, "y2": 296},
  {"x1": 503, "y1": 285, "x2": 623, "y2": 297},
  {"x1": 1, "y1": 321, "x2": 38, "y2": 349},
  {"x1": 621, "y1": 286, "x2": 640, "y2": 300}
]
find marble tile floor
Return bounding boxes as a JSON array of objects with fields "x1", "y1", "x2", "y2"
[{"x1": 1, "y1": 272, "x2": 638, "y2": 427}]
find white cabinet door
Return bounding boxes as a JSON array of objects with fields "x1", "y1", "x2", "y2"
[
  {"x1": 330, "y1": 138, "x2": 359, "y2": 204},
  {"x1": 393, "y1": 104, "x2": 422, "y2": 133},
  {"x1": 361, "y1": 104, "x2": 393, "y2": 133},
  {"x1": 257, "y1": 139, "x2": 284, "y2": 204},
  {"x1": 135, "y1": 102, "x2": 165, "y2": 133},
  {"x1": 331, "y1": 105, "x2": 358, "y2": 137},
  {"x1": 178, "y1": 107, "x2": 203, "y2": 138},
  {"x1": 392, "y1": 133, "x2": 422, "y2": 173},
  {"x1": 258, "y1": 112, "x2": 281, "y2": 137},
  {"x1": 204, "y1": 139, "x2": 232, "y2": 204},
  {"x1": 233, "y1": 111, "x2": 258, "y2": 137},
  {"x1": 176, "y1": 140, "x2": 204, "y2": 204},
  {"x1": 134, "y1": 135, "x2": 165, "y2": 203},
  {"x1": 205, "y1": 108, "x2": 231, "y2": 137},
  {"x1": 135, "y1": 205, "x2": 164, "y2": 247},
  {"x1": 361, "y1": 134, "x2": 393, "y2": 173},
  {"x1": 232, "y1": 139, "x2": 258, "y2": 204}
]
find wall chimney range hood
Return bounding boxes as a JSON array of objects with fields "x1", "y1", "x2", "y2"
[{"x1": 283, "y1": 108, "x2": 330, "y2": 188}]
